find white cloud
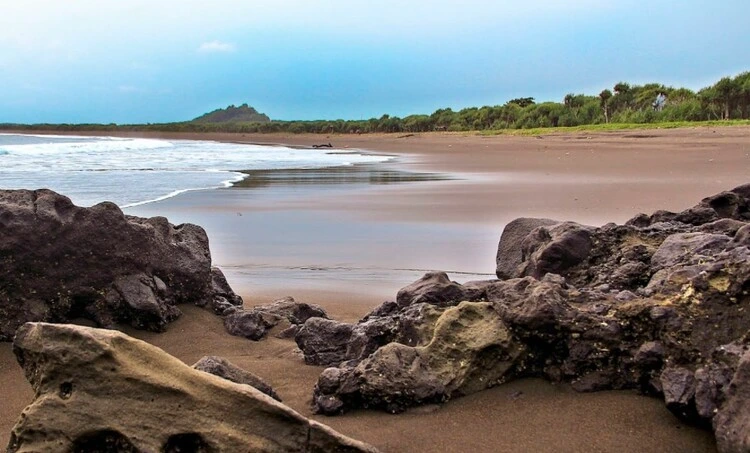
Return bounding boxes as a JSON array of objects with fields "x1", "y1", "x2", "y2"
[{"x1": 197, "y1": 40, "x2": 236, "y2": 53}]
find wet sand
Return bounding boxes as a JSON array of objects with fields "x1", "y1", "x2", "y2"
[{"x1": 3, "y1": 127, "x2": 749, "y2": 451}]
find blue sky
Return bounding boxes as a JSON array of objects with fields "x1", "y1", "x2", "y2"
[{"x1": 1, "y1": 0, "x2": 748, "y2": 123}]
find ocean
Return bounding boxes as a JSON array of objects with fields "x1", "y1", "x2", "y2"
[{"x1": 0, "y1": 133, "x2": 390, "y2": 207}]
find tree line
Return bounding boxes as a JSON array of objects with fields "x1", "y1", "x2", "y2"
[{"x1": 3, "y1": 71, "x2": 749, "y2": 134}]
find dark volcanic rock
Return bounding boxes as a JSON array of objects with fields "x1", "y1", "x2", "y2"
[
  {"x1": 495, "y1": 217, "x2": 559, "y2": 279},
  {"x1": 7, "y1": 322, "x2": 378, "y2": 452},
  {"x1": 192, "y1": 355, "x2": 281, "y2": 401},
  {"x1": 295, "y1": 316, "x2": 397, "y2": 366},
  {"x1": 205, "y1": 267, "x2": 244, "y2": 315},
  {"x1": 650, "y1": 233, "x2": 731, "y2": 271},
  {"x1": 661, "y1": 367, "x2": 699, "y2": 423},
  {"x1": 223, "y1": 310, "x2": 272, "y2": 340},
  {"x1": 732, "y1": 223, "x2": 750, "y2": 247},
  {"x1": 296, "y1": 318, "x2": 356, "y2": 366},
  {"x1": 0, "y1": 189, "x2": 242, "y2": 340},
  {"x1": 312, "y1": 302, "x2": 525, "y2": 415},
  {"x1": 305, "y1": 183, "x2": 750, "y2": 452},
  {"x1": 396, "y1": 271, "x2": 483, "y2": 308},
  {"x1": 221, "y1": 296, "x2": 330, "y2": 341},
  {"x1": 253, "y1": 296, "x2": 329, "y2": 325},
  {"x1": 519, "y1": 221, "x2": 594, "y2": 279},
  {"x1": 714, "y1": 349, "x2": 750, "y2": 453}
]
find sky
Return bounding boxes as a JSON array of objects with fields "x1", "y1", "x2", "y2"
[{"x1": 1, "y1": 0, "x2": 748, "y2": 124}]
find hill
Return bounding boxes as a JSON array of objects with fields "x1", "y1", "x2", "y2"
[{"x1": 192, "y1": 104, "x2": 270, "y2": 123}]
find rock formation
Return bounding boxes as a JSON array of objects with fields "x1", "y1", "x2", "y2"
[
  {"x1": 7, "y1": 322, "x2": 378, "y2": 453},
  {"x1": 223, "y1": 296, "x2": 329, "y2": 341},
  {"x1": 192, "y1": 355, "x2": 281, "y2": 401},
  {"x1": 301, "y1": 183, "x2": 750, "y2": 453},
  {"x1": 0, "y1": 189, "x2": 242, "y2": 340}
]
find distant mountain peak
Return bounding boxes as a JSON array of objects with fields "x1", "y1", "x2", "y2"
[{"x1": 192, "y1": 104, "x2": 270, "y2": 123}]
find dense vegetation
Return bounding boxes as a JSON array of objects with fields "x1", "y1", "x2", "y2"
[{"x1": 2, "y1": 71, "x2": 749, "y2": 134}]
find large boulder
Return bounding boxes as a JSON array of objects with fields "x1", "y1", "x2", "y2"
[
  {"x1": 492, "y1": 183, "x2": 750, "y2": 292},
  {"x1": 222, "y1": 296, "x2": 329, "y2": 341},
  {"x1": 251, "y1": 296, "x2": 329, "y2": 325},
  {"x1": 0, "y1": 189, "x2": 242, "y2": 340},
  {"x1": 395, "y1": 271, "x2": 482, "y2": 308},
  {"x1": 295, "y1": 316, "x2": 397, "y2": 367},
  {"x1": 223, "y1": 310, "x2": 275, "y2": 341},
  {"x1": 495, "y1": 217, "x2": 559, "y2": 279},
  {"x1": 304, "y1": 184, "x2": 750, "y2": 444},
  {"x1": 7, "y1": 322, "x2": 378, "y2": 453},
  {"x1": 312, "y1": 302, "x2": 525, "y2": 414},
  {"x1": 518, "y1": 221, "x2": 594, "y2": 279}
]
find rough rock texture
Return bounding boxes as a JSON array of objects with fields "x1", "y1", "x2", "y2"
[
  {"x1": 302, "y1": 183, "x2": 750, "y2": 452},
  {"x1": 714, "y1": 349, "x2": 750, "y2": 453},
  {"x1": 396, "y1": 271, "x2": 484, "y2": 307},
  {"x1": 495, "y1": 217, "x2": 558, "y2": 279},
  {"x1": 492, "y1": 183, "x2": 750, "y2": 292},
  {"x1": 295, "y1": 316, "x2": 396, "y2": 367},
  {"x1": 223, "y1": 296, "x2": 329, "y2": 341},
  {"x1": 518, "y1": 221, "x2": 594, "y2": 279},
  {"x1": 313, "y1": 302, "x2": 525, "y2": 414},
  {"x1": 0, "y1": 189, "x2": 242, "y2": 340},
  {"x1": 8, "y1": 322, "x2": 378, "y2": 453},
  {"x1": 254, "y1": 296, "x2": 329, "y2": 325},
  {"x1": 192, "y1": 355, "x2": 281, "y2": 401}
]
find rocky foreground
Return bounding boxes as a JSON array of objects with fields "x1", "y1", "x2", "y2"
[
  {"x1": 7, "y1": 322, "x2": 377, "y2": 452},
  {"x1": 297, "y1": 183, "x2": 750, "y2": 452},
  {"x1": 0, "y1": 189, "x2": 243, "y2": 340},
  {"x1": 2, "y1": 185, "x2": 750, "y2": 451}
]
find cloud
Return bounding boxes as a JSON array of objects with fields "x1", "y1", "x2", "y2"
[{"x1": 197, "y1": 40, "x2": 236, "y2": 53}]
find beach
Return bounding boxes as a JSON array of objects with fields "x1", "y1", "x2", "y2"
[{"x1": 2, "y1": 127, "x2": 749, "y2": 451}]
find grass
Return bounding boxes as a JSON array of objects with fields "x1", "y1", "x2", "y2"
[{"x1": 476, "y1": 120, "x2": 750, "y2": 136}]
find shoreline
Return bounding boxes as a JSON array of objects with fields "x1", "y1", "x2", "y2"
[{"x1": 7, "y1": 127, "x2": 749, "y2": 223}]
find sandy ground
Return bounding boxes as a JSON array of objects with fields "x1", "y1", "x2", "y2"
[{"x1": 3, "y1": 127, "x2": 749, "y2": 451}]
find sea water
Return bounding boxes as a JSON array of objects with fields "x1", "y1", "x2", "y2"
[{"x1": 0, "y1": 133, "x2": 390, "y2": 207}]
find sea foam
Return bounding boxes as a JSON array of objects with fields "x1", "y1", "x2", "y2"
[{"x1": 0, "y1": 134, "x2": 390, "y2": 207}]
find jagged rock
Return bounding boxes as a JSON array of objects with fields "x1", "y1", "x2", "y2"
[
  {"x1": 732, "y1": 223, "x2": 750, "y2": 247},
  {"x1": 495, "y1": 217, "x2": 559, "y2": 279},
  {"x1": 223, "y1": 310, "x2": 273, "y2": 341},
  {"x1": 252, "y1": 296, "x2": 329, "y2": 325},
  {"x1": 482, "y1": 277, "x2": 571, "y2": 333},
  {"x1": 312, "y1": 302, "x2": 525, "y2": 414},
  {"x1": 7, "y1": 322, "x2": 378, "y2": 453},
  {"x1": 714, "y1": 349, "x2": 750, "y2": 453},
  {"x1": 702, "y1": 188, "x2": 750, "y2": 220},
  {"x1": 392, "y1": 303, "x2": 446, "y2": 347},
  {"x1": 650, "y1": 232, "x2": 731, "y2": 270},
  {"x1": 519, "y1": 221, "x2": 594, "y2": 279},
  {"x1": 395, "y1": 271, "x2": 482, "y2": 308},
  {"x1": 296, "y1": 318, "x2": 356, "y2": 366},
  {"x1": 697, "y1": 218, "x2": 747, "y2": 236},
  {"x1": 301, "y1": 184, "x2": 750, "y2": 451},
  {"x1": 192, "y1": 355, "x2": 281, "y2": 401},
  {"x1": 295, "y1": 317, "x2": 396, "y2": 367},
  {"x1": 0, "y1": 189, "x2": 241, "y2": 340},
  {"x1": 204, "y1": 267, "x2": 244, "y2": 315},
  {"x1": 661, "y1": 367, "x2": 699, "y2": 423},
  {"x1": 221, "y1": 296, "x2": 329, "y2": 341}
]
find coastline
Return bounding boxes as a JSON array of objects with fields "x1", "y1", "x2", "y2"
[{"x1": 3, "y1": 127, "x2": 749, "y2": 450}]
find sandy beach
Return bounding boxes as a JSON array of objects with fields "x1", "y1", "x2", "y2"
[{"x1": 3, "y1": 127, "x2": 749, "y2": 451}]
